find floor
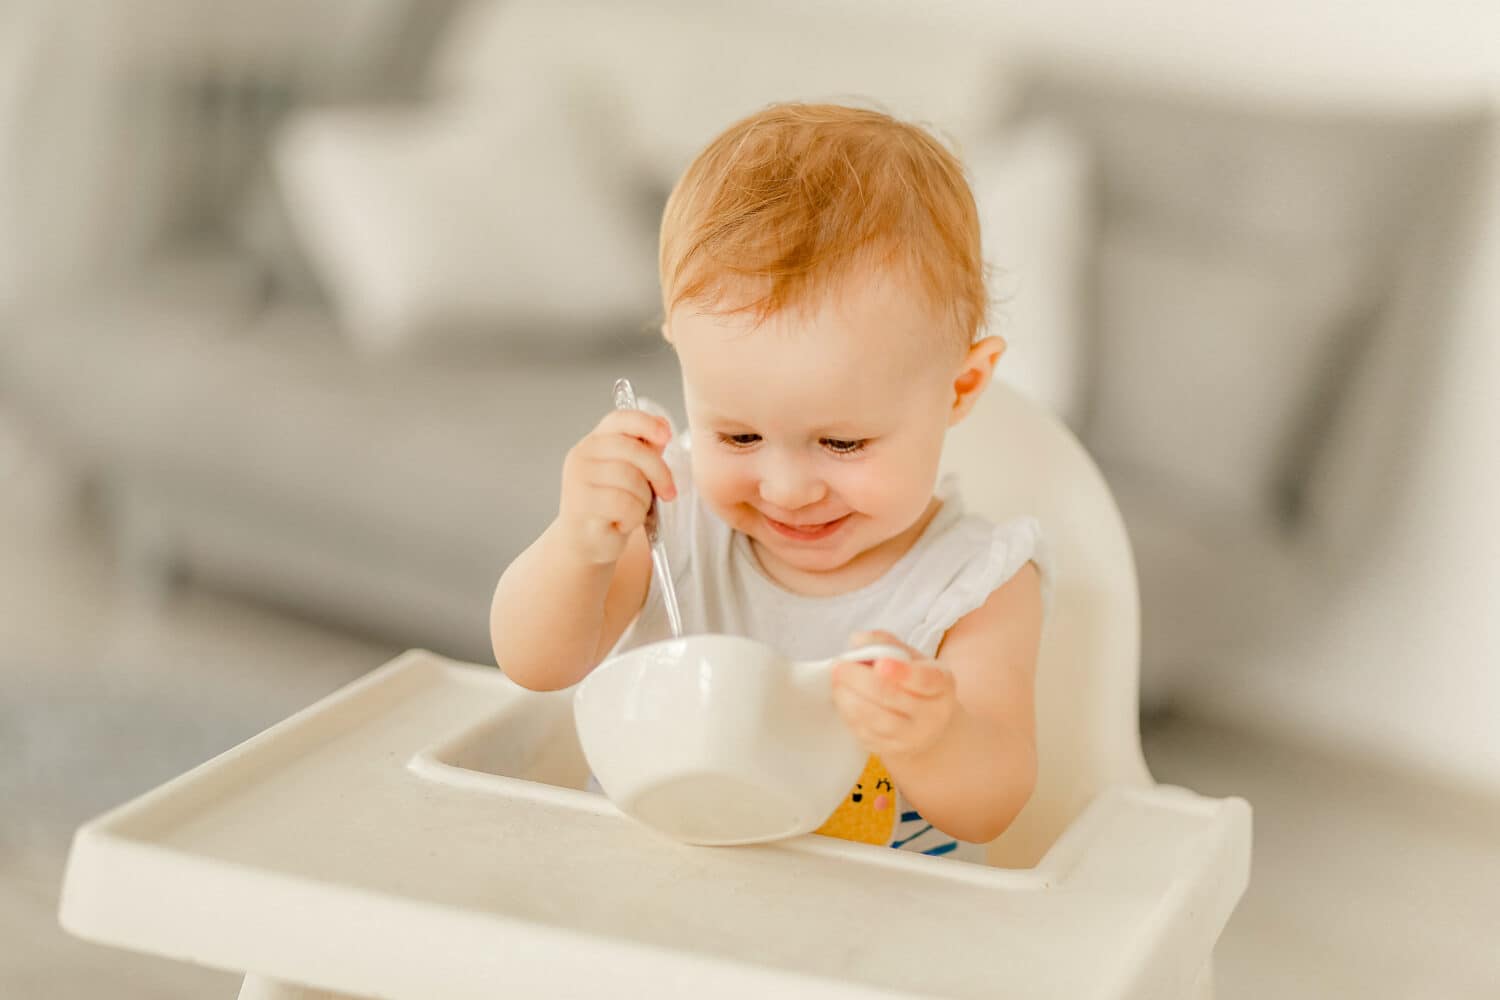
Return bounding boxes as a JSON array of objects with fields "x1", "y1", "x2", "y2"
[{"x1": 3, "y1": 410, "x2": 1498, "y2": 999}]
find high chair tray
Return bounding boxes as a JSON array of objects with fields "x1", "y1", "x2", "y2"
[{"x1": 60, "y1": 650, "x2": 1250, "y2": 1000}]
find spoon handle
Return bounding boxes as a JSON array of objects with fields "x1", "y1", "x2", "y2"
[
  {"x1": 612, "y1": 378, "x2": 684, "y2": 638},
  {"x1": 611, "y1": 378, "x2": 657, "y2": 542},
  {"x1": 790, "y1": 643, "x2": 915, "y2": 698},
  {"x1": 828, "y1": 643, "x2": 914, "y2": 670}
]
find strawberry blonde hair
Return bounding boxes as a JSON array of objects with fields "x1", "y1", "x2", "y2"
[{"x1": 659, "y1": 101, "x2": 988, "y2": 354}]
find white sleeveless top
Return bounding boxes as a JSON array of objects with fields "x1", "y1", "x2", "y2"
[{"x1": 609, "y1": 411, "x2": 1048, "y2": 863}]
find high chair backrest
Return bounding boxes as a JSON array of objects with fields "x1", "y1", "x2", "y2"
[{"x1": 940, "y1": 380, "x2": 1152, "y2": 868}]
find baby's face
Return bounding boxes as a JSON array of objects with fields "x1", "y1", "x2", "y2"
[{"x1": 670, "y1": 270, "x2": 961, "y2": 578}]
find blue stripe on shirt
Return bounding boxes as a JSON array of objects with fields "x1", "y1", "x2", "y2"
[
  {"x1": 890, "y1": 824, "x2": 933, "y2": 850},
  {"x1": 891, "y1": 806, "x2": 959, "y2": 859}
]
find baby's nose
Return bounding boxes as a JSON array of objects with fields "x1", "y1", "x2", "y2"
[{"x1": 757, "y1": 469, "x2": 826, "y2": 511}]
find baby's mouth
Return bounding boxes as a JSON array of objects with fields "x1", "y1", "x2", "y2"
[{"x1": 762, "y1": 512, "x2": 851, "y2": 542}]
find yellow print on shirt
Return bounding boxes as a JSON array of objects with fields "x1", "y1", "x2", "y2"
[{"x1": 815, "y1": 755, "x2": 896, "y2": 846}]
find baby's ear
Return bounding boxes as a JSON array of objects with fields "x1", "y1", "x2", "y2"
[{"x1": 949, "y1": 336, "x2": 1006, "y2": 426}]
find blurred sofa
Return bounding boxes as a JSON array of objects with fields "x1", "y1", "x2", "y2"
[{"x1": 1, "y1": 0, "x2": 1492, "y2": 712}]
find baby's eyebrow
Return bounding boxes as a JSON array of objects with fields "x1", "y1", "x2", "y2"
[
  {"x1": 703, "y1": 414, "x2": 755, "y2": 428},
  {"x1": 695, "y1": 407, "x2": 878, "y2": 436},
  {"x1": 713, "y1": 424, "x2": 875, "y2": 438}
]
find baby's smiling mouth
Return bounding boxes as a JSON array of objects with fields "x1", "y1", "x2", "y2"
[{"x1": 761, "y1": 512, "x2": 851, "y2": 541}]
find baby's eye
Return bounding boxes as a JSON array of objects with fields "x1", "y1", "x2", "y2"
[
  {"x1": 718, "y1": 432, "x2": 761, "y2": 448},
  {"x1": 821, "y1": 437, "x2": 867, "y2": 455},
  {"x1": 875, "y1": 778, "x2": 893, "y2": 792}
]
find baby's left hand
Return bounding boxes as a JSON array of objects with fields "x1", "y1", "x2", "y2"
[{"x1": 832, "y1": 630, "x2": 957, "y2": 758}]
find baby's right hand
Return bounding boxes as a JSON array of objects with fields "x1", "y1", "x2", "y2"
[{"x1": 557, "y1": 409, "x2": 677, "y2": 566}]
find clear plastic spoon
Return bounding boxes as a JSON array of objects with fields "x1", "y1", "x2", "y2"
[{"x1": 612, "y1": 378, "x2": 684, "y2": 638}]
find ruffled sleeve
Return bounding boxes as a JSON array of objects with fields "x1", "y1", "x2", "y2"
[{"x1": 907, "y1": 515, "x2": 1052, "y2": 655}]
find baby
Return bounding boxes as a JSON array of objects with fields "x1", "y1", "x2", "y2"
[{"x1": 491, "y1": 102, "x2": 1044, "y2": 861}]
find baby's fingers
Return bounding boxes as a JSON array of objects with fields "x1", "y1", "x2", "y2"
[
  {"x1": 585, "y1": 459, "x2": 654, "y2": 509},
  {"x1": 833, "y1": 661, "x2": 914, "y2": 717},
  {"x1": 592, "y1": 433, "x2": 676, "y2": 500},
  {"x1": 876, "y1": 659, "x2": 951, "y2": 698},
  {"x1": 833, "y1": 681, "x2": 910, "y2": 741},
  {"x1": 585, "y1": 485, "x2": 650, "y2": 533},
  {"x1": 596, "y1": 409, "x2": 673, "y2": 449}
]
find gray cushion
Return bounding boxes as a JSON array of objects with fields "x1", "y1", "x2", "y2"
[
  {"x1": 1089, "y1": 223, "x2": 1371, "y2": 512},
  {"x1": 1023, "y1": 74, "x2": 1470, "y2": 521},
  {"x1": 1105, "y1": 467, "x2": 1311, "y2": 709},
  {"x1": 3, "y1": 254, "x2": 684, "y2": 583},
  {"x1": 1022, "y1": 72, "x2": 1464, "y2": 254},
  {"x1": 1016, "y1": 73, "x2": 1475, "y2": 698}
]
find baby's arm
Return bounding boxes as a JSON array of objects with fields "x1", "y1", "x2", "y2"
[
  {"x1": 835, "y1": 561, "x2": 1043, "y2": 844},
  {"x1": 489, "y1": 525, "x2": 652, "y2": 691},
  {"x1": 489, "y1": 410, "x2": 673, "y2": 691}
]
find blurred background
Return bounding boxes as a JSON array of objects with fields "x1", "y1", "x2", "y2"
[{"x1": 2, "y1": 0, "x2": 1497, "y2": 997}]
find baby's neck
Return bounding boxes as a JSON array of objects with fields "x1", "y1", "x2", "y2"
[{"x1": 748, "y1": 497, "x2": 943, "y2": 597}]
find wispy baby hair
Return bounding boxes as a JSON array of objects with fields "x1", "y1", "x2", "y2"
[{"x1": 659, "y1": 101, "x2": 988, "y2": 352}]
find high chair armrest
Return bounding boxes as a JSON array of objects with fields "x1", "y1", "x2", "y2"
[{"x1": 1035, "y1": 784, "x2": 1253, "y2": 1000}]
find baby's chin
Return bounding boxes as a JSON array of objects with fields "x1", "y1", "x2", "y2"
[{"x1": 753, "y1": 537, "x2": 858, "y2": 575}]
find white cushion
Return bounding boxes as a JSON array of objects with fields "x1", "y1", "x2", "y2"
[
  {"x1": 970, "y1": 117, "x2": 1093, "y2": 428},
  {"x1": 274, "y1": 92, "x2": 659, "y2": 357},
  {"x1": 1089, "y1": 225, "x2": 1371, "y2": 513}
]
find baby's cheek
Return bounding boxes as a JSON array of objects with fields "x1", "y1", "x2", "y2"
[
  {"x1": 693, "y1": 459, "x2": 753, "y2": 514},
  {"x1": 849, "y1": 470, "x2": 934, "y2": 545}
]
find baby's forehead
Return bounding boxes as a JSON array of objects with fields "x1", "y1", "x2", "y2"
[
  {"x1": 677, "y1": 323, "x2": 948, "y2": 434},
  {"x1": 690, "y1": 383, "x2": 894, "y2": 435},
  {"x1": 668, "y1": 266, "x2": 964, "y2": 428},
  {"x1": 675, "y1": 272, "x2": 953, "y2": 357}
]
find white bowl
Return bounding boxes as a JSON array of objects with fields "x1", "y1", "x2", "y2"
[{"x1": 574, "y1": 634, "x2": 906, "y2": 846}]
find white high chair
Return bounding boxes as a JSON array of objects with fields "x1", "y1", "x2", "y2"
[{"x1": 58, "y1": 382, "x2": 1250, "y2": 999}]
